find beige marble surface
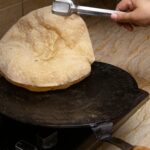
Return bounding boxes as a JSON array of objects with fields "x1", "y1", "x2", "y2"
[{"x1": 83, "y1": 15, "x2": 150, "y2": 149}]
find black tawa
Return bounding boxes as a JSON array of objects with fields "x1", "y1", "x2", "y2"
[{"x1": 0, "y1": 62, "x2": 148, "y2": 128}]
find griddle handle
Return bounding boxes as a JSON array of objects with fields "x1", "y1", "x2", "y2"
[
  {"x1": 103, "y1": 137, "x2": 150, "y2": 150},
  {"x1": 91, "y1": 122, "x2": 133, "y2": 150},
  {"x1": 91, "y1": 122, "x2": 150, "y2": 150},
  {"x1": 133, "y1": 146, "x2": 150, "y2": 150},
  {"x1": 104, "y1": 137, "x2": 133, "y2": 150}
]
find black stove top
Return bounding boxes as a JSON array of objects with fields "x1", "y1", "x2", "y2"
[{"x1": 0, "y1": 116, "x2": 94, "y2": 150}]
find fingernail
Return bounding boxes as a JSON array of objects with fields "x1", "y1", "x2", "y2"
[{"x1": 111, "y1": 13, "x2": 118, "y2": 20}]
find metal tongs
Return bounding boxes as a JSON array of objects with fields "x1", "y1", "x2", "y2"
[{"x1": 52, "y1": 0, "x2": 118, "y2": 17}]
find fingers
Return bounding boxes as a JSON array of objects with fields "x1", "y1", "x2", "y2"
[
  {"x1": 114, "y1": 0, "x2": 135, "y2": 23},
  {"x1": 112, "y1": 0, "x2": 150, "y2": 29},
  {"x1": 118, "y1": 22, "x2": 134, "y2": 31},
  {"x1": 123, "y1": 23, "x2": 134, "y2": 31},
  {"x1": 111, "y1": 0, "x2": 137, "y2": 31},
  {"x1": 116, "y1": 0, "x2": 134, "y2": 11},
  {"x1": 111, "y1": 0, "x2": 134, "y2": 24},
  {"x1": 111, "y1": 12, "x2": 132, "y2": 23}
]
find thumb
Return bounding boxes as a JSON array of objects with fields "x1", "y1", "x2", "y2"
[{"x1": 111, "y1": 12, "x2": 132, "y2": 23}]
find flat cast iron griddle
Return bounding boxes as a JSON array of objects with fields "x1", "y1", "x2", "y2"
[{"x1": 0, "y1": 62, "x2": 149, "y2": 150}]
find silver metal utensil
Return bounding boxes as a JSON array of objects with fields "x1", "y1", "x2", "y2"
[{"x1": 52, "y1": 0, "x2": 118, "y2": 17}]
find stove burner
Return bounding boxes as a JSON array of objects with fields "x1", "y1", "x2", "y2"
[{"x1": 15, "y1": 140, "x2": 38, "y2": 150}]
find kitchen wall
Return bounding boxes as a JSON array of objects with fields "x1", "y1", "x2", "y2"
[
  {"x1": 0, "y1": 0, "x2": 22, "y2": 38},
  {"x1": 22, "y1": 0, "x2": 52, "y2": 15},
  {"x1": 0, "y1": 0, "x2": 53, "y2": 38}
]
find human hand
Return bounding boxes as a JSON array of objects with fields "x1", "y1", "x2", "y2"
[{"x1": 111, "y1": 0, "x2": 150, "y2": 31}]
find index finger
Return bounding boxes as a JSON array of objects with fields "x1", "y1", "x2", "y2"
[{"x1": 116, "y1": 0, "x2": 134, "y2": 11}]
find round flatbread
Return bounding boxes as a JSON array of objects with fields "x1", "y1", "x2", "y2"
[{"x1": 0, "y1": 6, "x2": 95, "y2": 92}]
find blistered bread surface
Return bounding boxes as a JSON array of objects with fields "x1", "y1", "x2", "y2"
[{"x1": 0, "y1": 6, "x2": 95, "y2": 91}]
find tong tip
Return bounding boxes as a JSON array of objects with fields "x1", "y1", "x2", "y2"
[{"x1": 52, "y1": 1, "x2": 71, "y2": 16}]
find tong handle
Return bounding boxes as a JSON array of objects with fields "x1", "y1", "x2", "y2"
[{"x1": 76, "y1": 6, "x2": 118, "y2": 16}]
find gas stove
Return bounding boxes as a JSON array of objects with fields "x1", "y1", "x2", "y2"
[{"x1": 0, "y1": 115, "x2": 95, "y2": 150}]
